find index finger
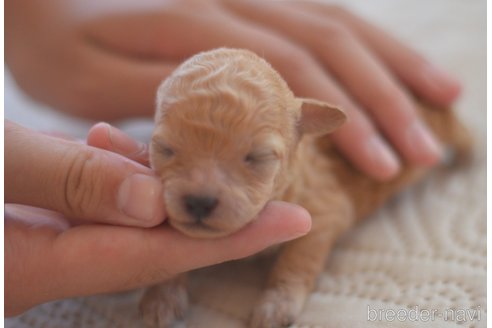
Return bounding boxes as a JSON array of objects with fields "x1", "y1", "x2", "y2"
[{"x1": 87, "y1": 122, "x2": 150, "y2": 167}]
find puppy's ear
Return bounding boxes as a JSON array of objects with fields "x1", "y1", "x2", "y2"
[{"x1": 297, "y1": 98, "x2": 347, "y2": 136}]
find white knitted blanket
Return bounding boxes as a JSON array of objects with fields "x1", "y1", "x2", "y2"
[{"x1": 5, "y1": 0, "x2": 486, "y2": 327}]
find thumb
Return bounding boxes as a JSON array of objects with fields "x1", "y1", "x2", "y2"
[{"x1": 5, "y1": 120, "x2": 165, "y2": 227}]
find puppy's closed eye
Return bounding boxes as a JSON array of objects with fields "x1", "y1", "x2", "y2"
[
  {"x1": 244, "y1": 150, "x2": 278, "y2": 166},
  {"x1": 152, "y1": 140, "x2": 175, "y2": 159},
  {"x1": 245, "y1": 133, "x2": 285, "y2": 165}
]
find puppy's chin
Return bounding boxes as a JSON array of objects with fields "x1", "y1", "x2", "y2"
[
  {"x1": 164, "y1": 204, "x2": 261, "y2": 239},
  {"x1": 169, "y1": 219, "x2": 240, "y2": 239},
  {"x1": 164, "y1": 199, "x2": 267, "y2": 239}
]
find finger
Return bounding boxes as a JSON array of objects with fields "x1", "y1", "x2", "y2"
[
  {"x1": 87, "y1": 122, "x2": 150, "y2": 166},
  {"x1": 232, "y1": 2, "x2": 442, "y2": 166},
  {"x1": 63, "y1": 41, "x2": 177, "y2": 121},
  {"x1": 288, "y1": 2, "x2": 462, "y2": 107},
  {"x1": 331, "y1": 6, "x2": 462, "y2": 106},
  {"x1": 278, "y1": 53, "x2": 401, "y2": 180},
  {"x1": 81, "y1": 3, "x2": 232, "y2": 60},
  {"x1": 46, "y1": 201, "x2": 311, "y2": 300},
  {"x1": 87, "y1": 3, "x2": 399, "y2": 178},
  {"x1": 214, "y1": 2, "x2": 400, "y2": 179},
  {"x1": 5, "y1": 120, "x2": 165, "y2": 227},
  {"x1": 40, "y1": 131, "x2": 81, "y2": 142},
  {"x1": 5, "y1": 204, "x2": 70, "y2": 231},
  {"x1": 5, "y1": 208, "x2": 69, "y2": 316}
]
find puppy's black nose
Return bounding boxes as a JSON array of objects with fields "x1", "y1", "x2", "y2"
[{"x1": 184, "y1": 195, "x2": 218, "y2": 220}]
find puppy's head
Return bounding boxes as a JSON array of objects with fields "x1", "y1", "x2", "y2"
[{"x1": 150, "y1": 49, "x2": 345, "y2": 238}]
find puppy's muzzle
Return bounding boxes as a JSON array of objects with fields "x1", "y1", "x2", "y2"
[{"x1": 183, "y1": 195, "x2": 219, "y2": 221}]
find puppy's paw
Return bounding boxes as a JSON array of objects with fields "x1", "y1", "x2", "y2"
[
  {"x1": 139, "y1": 282, "x2": 189, "y2": 328},
  {"x1": 249, "y1": 288, "x2": 305, "y2": 328}
]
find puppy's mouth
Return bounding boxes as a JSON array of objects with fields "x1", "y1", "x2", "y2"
[{"x1": 170, "y1": 219, "x2": 232, "y2": 239}]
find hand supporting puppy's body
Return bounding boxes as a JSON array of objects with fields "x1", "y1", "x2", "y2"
[{"x1": 141, "y1": 48, "x2": 471, "y2": 328}]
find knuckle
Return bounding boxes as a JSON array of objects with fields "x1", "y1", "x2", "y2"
[{"x1": 61, "y1": 149, "x2": 104, "y2": 217}]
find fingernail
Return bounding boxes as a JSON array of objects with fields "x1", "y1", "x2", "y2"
[
  {"x1": 275, "y1": 205, "x2": 312, "y2": 243},
  {"x1": 366, "y1": 136, "x2": 400, "y2": 178},
  {"x1": 421, "y1": 64, "x2": 461, "y2": 95},
  {"x1": 281, "y1": 207, "x2": 312, "y2": 243},
  {"x1": 406, "y1": 120, "x2": 443, "y2": 165},
  {"x1": 118, "y1": 174, "x2": 164, "y2": 223},
  {"x1": 107, "y1": 124, "x2": 147, "y2": 157}
]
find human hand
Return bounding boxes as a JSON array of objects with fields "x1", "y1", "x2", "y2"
[
  {"x1": 5, "y1": 0, "x2": 461, "y2": 180},
  {"x1": 5, "y1": 120, "x2": 165, "y2": 227},
  {"x1": 5, "y1": 121, "x2": 311, "y2": 316}
]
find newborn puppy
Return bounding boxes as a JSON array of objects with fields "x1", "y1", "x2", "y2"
[{"x1": 140, "y1": 48, "x2": 471, "y2": 327}]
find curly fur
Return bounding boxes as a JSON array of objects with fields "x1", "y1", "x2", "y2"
[{"x1": 141, "y1": 48, "x2": 471, "y2": 328}]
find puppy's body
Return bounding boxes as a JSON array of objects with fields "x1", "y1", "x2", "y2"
[
  {"x1": 141, "y1": 48, "x2": 471, "y2": 327},
  {"x1": 248, "y1": 105, "x2": 470, "y2": 327}
]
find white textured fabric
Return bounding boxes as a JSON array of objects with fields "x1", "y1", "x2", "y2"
[{"x1": 5, "y1": 0, "x2": 486, "y2": 327}]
